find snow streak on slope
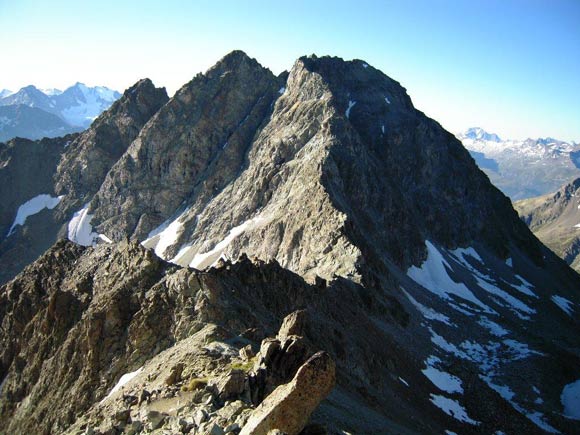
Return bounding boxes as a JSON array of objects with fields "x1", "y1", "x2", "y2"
[
  {"x1": 407, "y1": 241, "x2": 494, "y2": 314},
  {"x1": 404, "y1": 241, "x2": 561, "y2": 432},
  {"x1": 422, "y1": 356, "x2": 463, "y2": 394},
  {"x1": 67, "y1": 205, "x2": 112, "y2": 246},
  {"x1": 449, "y1": 247, "x2": 535, "y2": 320},
  {"x1": 170, "y1": 215, "x2": 269, "y2": 269},
  {"x1": 401, "y1": 288, "x2": 453, "y2": 326},
  {"x1": 142, "y1": 211, "x2": 186, "y2": 258},
  {"x1": 7, "y1": 194, "x2": 63, "y2": 236},
  {"x1": 429, "y1": 394, "x2": 479, "y2": 425},
  {"x1": 551, "y1": 295, "x2": 574, "y2": 316},
  {"x1": 101, "y1": 367, "x2": 143, "y2": 403}
]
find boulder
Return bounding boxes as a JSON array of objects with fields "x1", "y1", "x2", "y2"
[
  {"x1": 208, "y1": 369, "x2": 247, "y2": 401},
  {"x1": 240, "y1": 352, "x2": 335, "y2": 435},
  {"x1": 277, "y1": 310, "x2": 308, "y2": 340},
  {"x1": 239, "y1": 344, "x2": 255, "y2": 361}
]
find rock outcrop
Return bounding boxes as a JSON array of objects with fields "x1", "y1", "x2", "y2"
[
  {"x1": 0, "y1": 244, "x2": 337, "y2": 434},
  {"x1": 240, "y1": 352, "x2": 335, "y2": 435},
  {"x1": 54, "y1": 78, "x2": 169, "y2": 215}
]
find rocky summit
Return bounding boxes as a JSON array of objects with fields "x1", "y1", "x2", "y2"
[{"x1": 1, "y1": 51, "x2": 579, "y2": 434}]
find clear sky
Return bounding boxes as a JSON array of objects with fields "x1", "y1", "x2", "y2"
[{"x1": 1, "y1": 0, "x2": 579, "y2": 141}]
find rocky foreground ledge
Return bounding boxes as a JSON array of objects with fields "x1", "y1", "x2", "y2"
[
  {"x1": 74, "y1": 311, "x2": 335, "y2": 435},
  {"x1": 0, "y1": 240, "x2": 346, "y2": 435}
]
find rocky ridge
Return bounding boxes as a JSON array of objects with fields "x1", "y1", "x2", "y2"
[{"x1": 515, "y1": 177, "x2": 580, "y2": 272}]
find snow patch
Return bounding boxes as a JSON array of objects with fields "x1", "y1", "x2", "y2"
[
  {"x1": 483, "y1": 377, "x2": 558, "y2": 432},
  {"x1": 511, "y1": 275, "x2": 537, "y2": 297},
  {"x1": 278, "y1": 87, "x2": 285, "y2": 94},
  {"x1": 423, "y1": 356, "x2": 463, "y2": 394},
  {"x1": 101, "y1": 367, "x2": 143, "y2": 403},
  {"x1": 7, "y1": 194, "x2": 63, "y2": 236},
  {"x1": 385, "y1": 96, "x2": 391, "y2": 104},
  {"x1": 474, "y1": 274, "x2": 534, "y2": 319},
  {"x1": 98, "y1": 234, "x2": 113, "y2": 244},
  {"x1": 173, "y1": 215, "x2": 268, "y2": 269},
  {"x1": 478, "y1": 317, "x2": 509, "y2": 337},
  {"x1": 67, "y1": 204, "x2": 110, "y2": 246},
  {"x1": 142, "y1": 213, "x2": 186, "y2": 259},
  {"x1": 345, "y1": 100, "x2": 356, "y2": 119},
  {"x1": 399, "y1": 377, "x2": 409, "y2": 387},
  {"x1": 401, "y1": 287, "x2": 454, "y2": 326},
  {"x1": 561, "y1": 379, "x2": 580, "y2": 420},
  {"x1": 429, "y1": 394, "x2": 479, "y2": 425},
  {"x1": 189, "y1": 216, "x2": 266, "y2": 269},
  {"x1": 506, "y1": 257, "x2": 513, "y2": 267},
  {"x1": 450, "y1": 246, "x2": 536, "y2": 317},
  {"x1": 551, "y1": 295, "x2": 574, "y2": 316},
  {"x1": 408, "y1": 241, "x2": 494, "y2": 314}
]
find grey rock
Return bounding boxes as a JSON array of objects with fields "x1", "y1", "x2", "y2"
[
  {"x1": 146, "y1": 410, "x2": 166, "y2": 430},
  {"x1": 194, "y1": 408, "x2": 209, "y2": 426},
  {"x1": 208, "y1": 370, "x2": 246, "y2": 402},
  {"x1": 223, "y1": 423, "x2": 240, "y2": 433},
  {"x1": 238, "y1": 345, "x2": 255, "y2": 361},
  {"x1": 112, "y1": 409, "x2": 131, "y2": 425},
  {"x1": 277, "y1": 310, "x2": 308, "y2": 340},
  {"x1": 124, "y1": 420, "x2": 143, "y2": 435}
]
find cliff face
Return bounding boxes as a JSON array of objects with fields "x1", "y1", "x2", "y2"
[{"x1": 0, "y1": 52, "x2": 579, "y2": 434}]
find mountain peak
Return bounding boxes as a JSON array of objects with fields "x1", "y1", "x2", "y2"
[
  {"x1": 122, "y1": 78, "x2": 159, "y2": 95},
  {"x1": 462, "y1": 127, "x2": 502, "y2": 142},
  {"x1": 210, "y1": 50, "x2": 263, "y2": 72}
]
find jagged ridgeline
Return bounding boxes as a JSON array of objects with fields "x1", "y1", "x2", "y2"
[{"x1": 1, "y1": 51, "x2": 579, "y2": 434}]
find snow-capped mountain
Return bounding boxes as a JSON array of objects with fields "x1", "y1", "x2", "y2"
[
  {"x1": 40, "y1": 88, "x2": 63, "y2": 96},
  {"x1": 457, "y1": 128, "x2": 580, "y2": 200},
  {"x1": 0, "y1": 83, "x2": 121, "y2": 142},
  {"x1": 0, "y1": 89, "x2": 13, "y2": 98},
  {"x1": 53, "y1": 82, "x2": 121, "y2": 127},
  {"x1": 1, "y1": 53, "x2": 579, "y2": 434},
  {"x1": 462, "y1": 126, "x2": 501, "y2": 143}
]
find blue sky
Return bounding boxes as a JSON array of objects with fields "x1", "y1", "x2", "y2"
[{"x1": 1, "y1": 0, "x2": 579, "y2": 141}]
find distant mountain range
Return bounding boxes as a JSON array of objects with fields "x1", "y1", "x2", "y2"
[
  {"x1": 457, "y1": 127, "x2": 580, "y2": 200},
  {"x1": 0, "y1": 83, "x2": 120, "y2": 141}
]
